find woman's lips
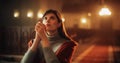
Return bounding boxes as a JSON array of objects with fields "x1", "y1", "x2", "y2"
[{"x1": 46, "y1": 24, "x2": 51, "y2": 27}]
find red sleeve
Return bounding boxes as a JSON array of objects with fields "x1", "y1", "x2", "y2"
[{"x1": 55, "y1": 42, "x2": 76, "y2": 63}]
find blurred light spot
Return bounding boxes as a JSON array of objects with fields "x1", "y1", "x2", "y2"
[
  {"x1": 88, "y1": 13, "x2": 91, "y2": 16},
  {"x1": 14, "y1": 11, "x2": 19, "y2": 18},
  {"x1": 99, "y1": 7, "x2": 111, "y2": 16},
  {"x1": 62, "y1": 18, "x2": 65, "y2": 22},
  {"x1": 27, "y1": 10, "x2": 33, "y2": 18},
  {"x1": 37, "y1": 12, "x2": 43, "y2": 18},
  {"x1": 81, "y1": 18, "x2": 87, "y2": 24}
]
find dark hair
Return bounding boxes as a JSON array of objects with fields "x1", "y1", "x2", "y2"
[{"x1": 42, "y1": 9, "x2": 70, "y2": 40}]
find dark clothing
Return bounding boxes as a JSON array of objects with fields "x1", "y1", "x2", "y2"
[{"x1": 56, "y1": 41, "x2": 76, "y2": 63}]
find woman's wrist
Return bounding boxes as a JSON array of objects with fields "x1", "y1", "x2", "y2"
[
  {"x1": 34, "y1": 34, "x2": 41, "y2": 42},
  {"x1": 41, "y1": 37, "x2": 50, "y2": 47}
]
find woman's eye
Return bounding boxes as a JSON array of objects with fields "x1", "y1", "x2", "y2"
[
  {"x1": 43, "y1": 16, "x2": 56, "y2": 21},
  {"x1": 50, "y1": 16, "x2": 55, "y2": 20},
  {"x1": 43, "y1": 17, "x2": 47, "y2": 20}
]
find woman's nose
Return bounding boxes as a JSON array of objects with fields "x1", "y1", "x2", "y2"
[{"x1": 46, "y1": 19, "x2": 50, "y2": 23}]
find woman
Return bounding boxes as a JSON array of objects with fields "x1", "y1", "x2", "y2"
[{"x1": 21, "y1": 9, "x2": 77, "y2": 63}]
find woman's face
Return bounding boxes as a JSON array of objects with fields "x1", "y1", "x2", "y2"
[{"x1": 42, "y1": 13, "x2": 61, "y2": 32}]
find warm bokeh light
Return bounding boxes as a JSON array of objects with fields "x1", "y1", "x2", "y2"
[
  {"x1": 62, "y1": 18, "x2": 65, "y2": 22},
  {"x1": 88, "y1": 13, "x2": 92, "y2": 16},
  {"x1": 37, "y1": 12, "x2": 43, "y2": 18},
  {"x1": 99, "y1": 7, "x2": 111, "y2": 16},
  {"x1": 14, "y1": 11, "x2": 19, "y2": 18},
  {"x1": 81, "y1": 18, "x2": 87, "y2": 24},
  {"x1": 79, "y1": 18, "x2": 91, "y2": 29},
  {"x1": 27, "y1": 10, "x2": 33, "y2": 18}
]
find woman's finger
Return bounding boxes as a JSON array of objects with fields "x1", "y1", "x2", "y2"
[{"x1": 38, "y1": 18, "x2": 43, "y2": 22}]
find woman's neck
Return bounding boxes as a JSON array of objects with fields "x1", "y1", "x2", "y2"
[{"x1": 46, "y1": 30, "x2": 58, "y2": 36}]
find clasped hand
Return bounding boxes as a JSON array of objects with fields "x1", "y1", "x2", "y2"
[{"x1": 35, "y1": 20, "x2": 47, "y2": 41}]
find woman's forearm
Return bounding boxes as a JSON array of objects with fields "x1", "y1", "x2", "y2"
[
  {"x1": 20, "y1": 49, "x2": 36, "y2": 63},
  {"x1": 30, "y1": 38, "x2": 40, "y2": 51},
  {"x1": 42, "y1": 47, "x2": 60, "y2": 63},
  {"x1": 41, "y1": 39, "x2": 60, "y2": 63}
]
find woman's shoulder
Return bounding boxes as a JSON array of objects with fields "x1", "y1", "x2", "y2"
[{"x1": 62, "y1": 39, "x2": 77, "y2": 47}]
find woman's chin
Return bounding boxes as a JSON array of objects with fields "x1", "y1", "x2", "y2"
[{"x1": 46, "y1": 29, "x2": 52, "y2": 31}]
